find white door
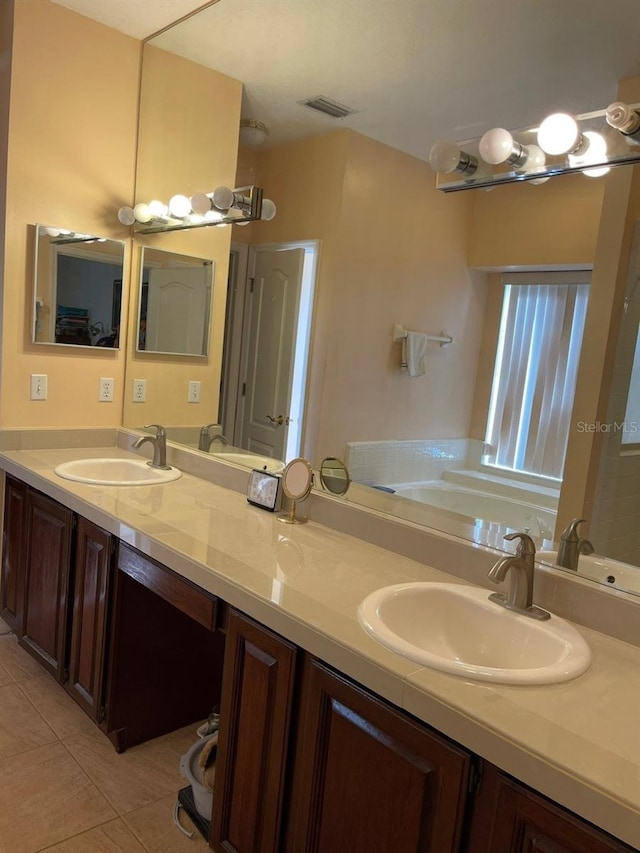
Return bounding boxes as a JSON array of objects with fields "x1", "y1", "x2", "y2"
[
  {"x1": 240, "y1": 248, "x2": 305, "y2": 459},
  {"x1": 145, "y1": 266, "x2": 210, "y2": 354}
]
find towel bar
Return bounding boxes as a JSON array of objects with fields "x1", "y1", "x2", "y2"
[{"x1": 392, "y1": 323, "x2": 453, "y2": 347}]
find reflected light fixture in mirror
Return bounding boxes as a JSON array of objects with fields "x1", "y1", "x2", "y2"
[
  {"x1": 117, "y1": 185, "x2": 275, "y2": 234},
  {"x1": 33, "y1": 224, "x2": 125, "y2": 349},
  {"x1": 239, "y1": 119, "x2": 269, "y2": 146},
  {"x1": 432, "y1": 102, "x2": 640, "y2": 192}
]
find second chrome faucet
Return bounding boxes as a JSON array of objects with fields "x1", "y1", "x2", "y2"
[
  {"x1": 132, "y1": 424, "x2": 170, "y2": 470},
  {"x1": 488, "y1": 532, "x2": 550, "y2": 621}
]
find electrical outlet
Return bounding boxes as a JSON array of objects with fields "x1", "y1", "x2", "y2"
[
  {"x1": 188, "y1": 380, "x2": 201, "y2": 403},
  {"x1": 30, "y1": 374, "x2": 48, "y2": 401},
  {"x1": 99, "y1": 377, "x2": 114, "y2": 402},
  {"x1": 133, "y1": 379, "x2": 147, "y2": 402}
]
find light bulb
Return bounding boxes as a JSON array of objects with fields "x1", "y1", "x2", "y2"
[
  {"x1": 429, "y1": 141, "x2": 478, "y2": 175},
  {"x1": 569, "y1": 131, "x2": 609, "y2": 177},
  {"x1": 261, "y1": 198, "x2": 277, "y2": 221},
  {"x1": 117, "y1": 206, "x2": 135, "y2": 226},
  {"x1": 148, "y1": 200, "x2": 168, "y2": 218},
  {"x1": 168, "y1": 194, "x2": 192, "y2": 218},
  {"x1": 204, "y1": 209, "x2": 223, "y2": 222},
  {"x1": 479, "y1": 128, "x2": 528, "y2": 166},
  {"x1": 212, "y1": 186, "x2": 234, "y2": 210},
  {"x1": 605, "y1": 101, "x2": 640, "y2": 138},
  {"x1": 537, "y1": 113, "x2": 582, "y2": 155},
  {"x1": 44, "y1": 227, "x2": 61, "y2": 237},
  {"x1": 133, "y1": 203, "x2": 152, "y2": 223},
  {"x1": 190, "y1": 192, "x2": 213, "y2": 215}
]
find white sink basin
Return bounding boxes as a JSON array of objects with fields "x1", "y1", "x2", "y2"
[
  {"x1": 210, "y1": 452, "x2": 284, "y2": 473},
  {"x1": 54, "y1": 458, "x2": 181, "y2": 486},
  {"x1": 539, "y1": 550, "x2": 640, "y2": 596},
  {"x1": 358, "y1": 582, "x2": 591, "y2": 685}
]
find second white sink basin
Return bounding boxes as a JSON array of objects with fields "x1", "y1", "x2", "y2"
[
  {"x1": 210, "y1": 452, "x2": 284, "y2": 473},
  {"x1": 55, "y1": 458, "x2": 181, "y2": 486},
  {"x1": 358, "y1": 582, "x2": 591, "y2": 685}
]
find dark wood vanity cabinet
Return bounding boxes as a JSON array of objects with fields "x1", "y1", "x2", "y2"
[
  {"x1": 466, "y1": 765, "x2": 636, "y2": 853},
  {"x1": 1, "y1": 475, "x2": 28, "y2": 632},
  {"x1": 65, "y1": 517, "x2": 113, "y2": 720},
  {"x1": 287, "y1": 657, "x2": 472, "y2": 853},
  {"x1": 211, "y1": 609, "x2": 298, "y2": 853},
  {"x1": 20, "y1": 488, "x2": 74, "y2": 679}
]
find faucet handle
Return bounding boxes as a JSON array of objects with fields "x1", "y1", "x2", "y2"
[
  {"x1": 503, "y1": 531, "x2": 536, "y2": 558},
  {"x1": 144, "y1": 423, "x2": 165, "y2": 438},
  {"x1": 561, "y1": 518, "x2": 587, "y2": 541}
]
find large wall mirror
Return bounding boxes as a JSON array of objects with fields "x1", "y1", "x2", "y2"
[
  {"x1": 33, "y1": 224, "x2": 125, "y2": 348},
  {"x1": 137, "y1": 247, "x2": 214, "y2": 356},
  {"x1": 125, "y1": 1, "x2": 640, "y2": 599}
]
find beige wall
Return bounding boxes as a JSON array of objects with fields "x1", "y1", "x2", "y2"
[
  {"x1": 468, "y1": 173, "x2": 605, "y2": 269},
  {"x1": 1, "y1": 0, "x2": 140, "y2": 428},
  {"x1": 122, "y1": 45, "x2": 242, "y2": 428},
  {"x1": 245, "y1": 130, "x2": 483, "y2": 464},
  {"x1": 0, "y1": 0, "x2": 13, "y2": 371}
]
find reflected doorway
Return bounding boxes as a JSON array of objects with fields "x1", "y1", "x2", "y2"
[{"x1": 220, "y1": 240, "x2": 318, "y2": 461}]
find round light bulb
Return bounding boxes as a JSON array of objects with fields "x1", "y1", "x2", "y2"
[
  {"x1": 168, "y1": 194, "x2": 192, "y2": 218},
  {"x1": 569, "y1": 131, "x2": 609, "y2": 177},
  {"x1": 148, "y1": 200, "x2": 168, "y2": 218},
  {"x1": 235, "y1": 220, "x2": 251, "y2": 227},
  {"x1": 537, "y1": 113, "x2": 580, "y2": 155},
  {"x1": 190, "y1": 193, "x2": 213, "y2": 215},
  {"x1": 44, "y1": 227, "x2": 61, "y2": 237},
  {"x1": 260, "y1": 198, "x2": 277, "y2": 221},
  {"x1": 117, "y1": 206, "x2": 135, "y2": 226},
  {"x1": 479, "y1": 128, "x2": 517, "y2": 165},
  {"x1": 204, "y1": 209, "x2": 224, "y2": 222},
  {"x1": 133, "y1": 203, "x2": 152, "y2": 223},
  {"x1": 429, "y1": 140, "x2": 463, "y2": 173},
  {"x1": 212, "y1": 186, "x2": 234, "y2": 210}
]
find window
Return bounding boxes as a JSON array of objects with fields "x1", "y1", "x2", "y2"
[{"x1": 484, "y1": 272, "x2": 590, "y2": 480}]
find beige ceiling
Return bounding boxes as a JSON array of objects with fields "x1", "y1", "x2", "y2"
[{"x1": 52, "y1": 0, "x2": 640, "y2": 161}]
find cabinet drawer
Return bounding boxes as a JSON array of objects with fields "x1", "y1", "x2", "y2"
[{"x1": 117, "y1": 543, "x2": 217, "y2": 630}]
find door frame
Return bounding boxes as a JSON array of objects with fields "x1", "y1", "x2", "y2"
[{"x1": 221, "y1": 240, "x2": 319, "y2": 459}]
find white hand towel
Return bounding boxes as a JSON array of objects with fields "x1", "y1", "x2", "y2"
[{"x1": 404, "y1": 331, "x2": 428, "y2": 377}]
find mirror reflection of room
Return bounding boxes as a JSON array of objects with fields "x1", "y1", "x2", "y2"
[
  {"x1": 122, "y1": 4, "x2": 640, "y2": 593},
  {"x1": 33, "y1": 225, "x2": 125, "y2": 348}
]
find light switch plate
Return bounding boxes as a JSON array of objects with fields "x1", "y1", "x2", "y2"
[{"x1": 30, "y1": 374, "x2": 47, "y2": 400}]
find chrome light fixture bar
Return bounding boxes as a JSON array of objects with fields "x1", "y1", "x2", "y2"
[
  {"x1": 117, "y1": 185, "x2": 276, "y2": 234},
  {"x1": 431, "y1": 102, "x2": 640, "y2": 193}
]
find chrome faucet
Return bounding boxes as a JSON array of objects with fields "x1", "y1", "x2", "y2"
[
  {"x1": 132, "y1": 424, "x2": 170, "y2": 470},
  {"x1": 488, "y1": 532, "x2": 550, "y2": 621},
  {"x1": 557, "y1": 518, "x2": 594, "y2": 571},
  {"x1": 198, "y1": 424, "x2": 228, "y2": 452}
]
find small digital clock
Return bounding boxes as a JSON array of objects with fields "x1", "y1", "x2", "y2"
[{"x1": 247, "y1": 468, "x2": 283, "y2": 512}]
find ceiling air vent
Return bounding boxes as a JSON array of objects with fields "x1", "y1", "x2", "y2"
[{"x1": 298, "y1": 96, "x2": 358, "y2": 119}]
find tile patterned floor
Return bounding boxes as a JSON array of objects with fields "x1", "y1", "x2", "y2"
[{"x1": 0, "y1": 633, "x2": 210, "y2": 852}]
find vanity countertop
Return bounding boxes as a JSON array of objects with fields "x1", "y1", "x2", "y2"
[{"x1": 1, "y1": 446, "x2": 639, "y2": 848}]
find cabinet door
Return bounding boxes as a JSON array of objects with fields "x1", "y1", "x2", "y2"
[
  {"x1": 474, "y1": 770, "x2": 635, "y2": 853},
  {"x1": 288, "y1": 658, "x2": 471, "y2": 853},
  {"x1": 65, "y1": 518, "x2": 112, "y2": 721},
  {"x1": 1, "y1": 475, "x2": 28, "y2": 633},
  {"x1": 211, "y1": 609, "x2": 297, "y2": 853},
  {"x1": 20, "y1": 490, "x2": 73, "y2": 680}
]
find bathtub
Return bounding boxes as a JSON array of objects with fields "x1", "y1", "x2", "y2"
[{"x1": 382, "y1": 479, "x2": 556, "y2": 542}]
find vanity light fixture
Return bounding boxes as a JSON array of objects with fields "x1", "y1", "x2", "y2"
[
  {"x1": 117, "y1": 185, "x2": 275, "y2": 234},
  {"x1": 431, "y1": 101, "x2": 640, "y2": 193}
]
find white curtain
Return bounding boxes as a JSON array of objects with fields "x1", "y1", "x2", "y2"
[{"x1": 485, "y1": 276, "x2": 589, "y2": 480}]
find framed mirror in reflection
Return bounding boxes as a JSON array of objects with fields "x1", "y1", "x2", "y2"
[
  {"x1": 136, "y1": 247, "x2": 214, "y2": 357},
  {"x1": 33, "y1": 224, "x2": 125, "y2": 348}
]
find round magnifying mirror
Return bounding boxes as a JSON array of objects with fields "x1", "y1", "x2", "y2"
[
  {"x1": 319, "y1": 457, "x2": 351, "y2": 496},
  {"x1": 277, "y1": 457, "x2": 314, "y2": 525}
]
